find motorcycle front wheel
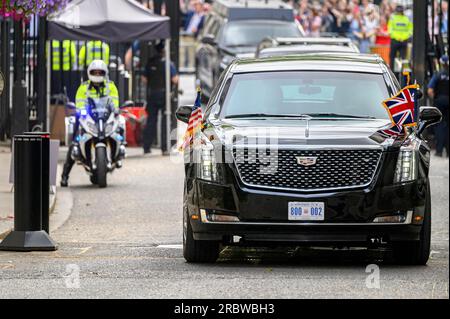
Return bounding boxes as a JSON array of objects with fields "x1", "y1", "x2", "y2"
[{"x1": 95, "y1": 147, "x2": 108, "y2": 188}]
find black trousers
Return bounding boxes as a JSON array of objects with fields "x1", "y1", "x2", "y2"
[
  {"x1": 143, "y1": 96, "x2": 168, "y2": 153},
  {"x1": 434, "y1": 96, "x2": 449, "y2": 155},
  {"x1": 50, "y1": 71, "x2": 80, "y2": 102},
  {"x1": 62, "y1": 118, "x2": 79, "y2": 178},
  {"x1": 389, "y1": 39, "x2": 408, "y2": 70},
  {"x1": 62, "y1": 144, "x2": 75, "y2": 178}
]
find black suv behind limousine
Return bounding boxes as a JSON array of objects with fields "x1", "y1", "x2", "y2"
[
  {"x1": 195, "y1": 0, "x2": 303, "y2": 99},
  {"x1": 177, "y1": 53, "x2": 442, "y2": 265}
]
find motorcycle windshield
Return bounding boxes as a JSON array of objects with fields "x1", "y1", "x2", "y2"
[{"x1": 89, "y1": 97, "x2": 113, "y2": 120}]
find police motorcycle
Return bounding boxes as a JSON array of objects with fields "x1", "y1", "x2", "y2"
[{"x1": 65, "y1": 98, "x2": 132, "y2": 188}]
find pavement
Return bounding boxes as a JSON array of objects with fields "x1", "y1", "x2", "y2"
[
  {"x1": 0, "y1": 75, "x2": 448, "y2": 299},
  {"x1": 0, "y1": 146, "x2": 14, "y2": 235}
]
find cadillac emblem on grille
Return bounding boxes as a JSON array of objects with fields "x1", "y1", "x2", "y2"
[{"x1": 296, "y1": 156, "x2": 318, "y2": 166}]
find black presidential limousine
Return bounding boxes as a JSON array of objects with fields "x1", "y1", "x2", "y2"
[{"x1": 176, "y1": 53, "x2": 442, "y2": 265}]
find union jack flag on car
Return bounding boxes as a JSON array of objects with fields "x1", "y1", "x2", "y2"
[{"x1": 379, "y1": 84, "x2": 419, "y2": 137}]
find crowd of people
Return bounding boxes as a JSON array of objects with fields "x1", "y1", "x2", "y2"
[
  {"x1": 177, "y1": 0, "x2": 448, "y2": 54},
  {"x1": 290, "y1": 0, "x2": 448, "y2": 53}
]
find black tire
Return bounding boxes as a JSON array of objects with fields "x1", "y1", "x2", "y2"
[
  {"x1": 90, "y1": 175, "x2": 97, "y2": 185},
  {"x1": 183, "y1": 191, "x2": 220, "y2": 263},
  {"x1": 95, "y1": 147, "x2": 108, "y2": 188},
  {"x1": 392, "y1": 180, "x2": 431, "y2": 265}
]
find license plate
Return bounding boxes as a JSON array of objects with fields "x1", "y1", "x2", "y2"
[{"x1": 288, "y1": 202, "x2": 325, "y2": 221}]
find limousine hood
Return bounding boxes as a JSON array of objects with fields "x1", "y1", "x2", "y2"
[{"x1": 209, "y1": 118, "x2": 407, "y2": 149}]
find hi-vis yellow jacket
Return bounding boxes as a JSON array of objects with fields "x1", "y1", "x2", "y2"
[
  {"x1": 388, "y1": 13, "x2": 413, "y2": 42},
  {"x1": 75, "y1": 80, "x2": 119, "y2": 109}
]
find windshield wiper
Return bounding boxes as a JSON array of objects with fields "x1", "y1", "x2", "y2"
[
  {"x1": 303, "y1": 113, "x2": 377, "y2": 119},
  {"x1": 225, "y1": 113, "x2": 313, "y2": 119}
]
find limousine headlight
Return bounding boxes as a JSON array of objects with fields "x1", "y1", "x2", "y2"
[
  {"x1": 198, "y1": 133, "x2": 218, "y2": 181},
  {"x1": 394, "y1": 140, "x2": 419, "y2": 183}
]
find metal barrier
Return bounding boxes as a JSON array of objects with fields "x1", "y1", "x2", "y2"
[
  {"x1": 370, "y1": 43, "x2": 413, "y2": 72},
  {"x1": 0, "y1": 16, "x2": 48, "y2": 140},
  {"x1": 370, "y1": 44, "x2": 391, "y2": 66},
  {"x1": 179, "y1": 32, "x2": 196, "y2": 74}
]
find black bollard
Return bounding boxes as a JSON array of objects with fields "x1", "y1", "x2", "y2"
[{"x1": 0, "y1": 133, "x2": 57, "y2": 251}]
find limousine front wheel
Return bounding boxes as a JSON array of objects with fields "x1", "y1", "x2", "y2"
[
  {"x1": 183, "y1": 204, "x2": 220, "y2": 263},
  {"x1": 392, "y1": 180, "x2": 431, "y2": 265}
]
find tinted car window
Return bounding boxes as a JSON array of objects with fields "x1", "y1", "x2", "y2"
[
  {"x1": 221, "y1": 71, "x2": 391, "y2": 119},
  {"x1": 222, "y1": 21, "x2": 301, "y2": 47}
]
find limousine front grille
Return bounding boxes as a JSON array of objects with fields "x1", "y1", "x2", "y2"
[{"x1": 232, "y1": 148, "x2": 383, "y2": 191}]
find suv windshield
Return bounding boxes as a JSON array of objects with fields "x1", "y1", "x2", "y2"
[
  {"x1": 222, "y1": 21, "x2": 301, "y2": 47},
  {"x1": 221, "y1": 71, "x2": 391, "y2": 119}
]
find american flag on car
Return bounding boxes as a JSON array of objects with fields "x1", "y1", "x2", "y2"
[{"x1": 179, "y1": 86, "x2": 203, "y2": 151}]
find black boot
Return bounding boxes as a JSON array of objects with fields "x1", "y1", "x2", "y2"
[
  {"x1": 60, "y1": 174, "x2": 69, "y2": 187},
  {"x1": 61, "y1": 147, "x2": 75, "y2": 187}
]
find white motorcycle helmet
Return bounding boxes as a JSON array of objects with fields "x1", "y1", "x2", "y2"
[{"x1": 87, "y1": 60, "x2": 108, "y2": 84}]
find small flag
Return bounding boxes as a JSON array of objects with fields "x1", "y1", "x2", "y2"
[
  {"x1": 378, "y1": 124, "x2": 404, "y2": 138},
  {"x1": 378, "y1": 84, "x2": 419, "y2": 137},
  {"x1": 179, "y1": 86, "x2": 203, "y2": 151}
]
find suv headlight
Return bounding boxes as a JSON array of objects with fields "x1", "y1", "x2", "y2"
[
  {"x1": 197, "y1": 133, "x2": 218, "y2": 181},
  {"x1": 394, "y1": 139, "x2": 419, "y2": 183}
]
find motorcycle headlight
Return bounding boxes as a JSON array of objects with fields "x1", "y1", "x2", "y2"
[
  {"x1": 197, "y1": 133, "x2": 218, "y2": 181},
  {"x1": 81, "y1": 119, "x2": 98, "y2": 136},
  {"x1": 394, "y1": 139, "x2": 419, "y2": 183},
  {"x1": 104, "y1": 121, "x2": 116, "y2": 136}
]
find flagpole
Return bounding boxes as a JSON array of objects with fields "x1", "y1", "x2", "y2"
[{"x1": 414, "y1": 80, "x2": 419, "y2": 126}]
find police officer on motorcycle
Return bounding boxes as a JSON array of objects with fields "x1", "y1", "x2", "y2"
[
  {"x1": 61, "y1": 60, "x2": 120, "y2": 187},
  {"x1": 428, "y1": 55, "x2": 450, "y2": 157}
]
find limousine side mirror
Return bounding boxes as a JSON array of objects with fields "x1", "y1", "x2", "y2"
[
  {"x1": 417, "y1": 106, "x2": 442, "y2": 136},
  {"x1": 201, "y1": 34, "x2": 216, "y2": 46},
  {"x1": 176, "y1": 105, "x2": 193, "y2": 123}
]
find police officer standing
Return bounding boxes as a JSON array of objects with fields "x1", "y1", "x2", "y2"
[
  {"x1": 428, "y1": 55, "x2": 449, "y2": 157},
  {"x1": 142, "y1": 41, "x2": 179, "y2": 156},
  {"x1": 79, "y1": 40, "x2": 110, "y2": 69},
  {"x1": 388, "y1": 5, "x2": 413, "y2": 70},
  {"x1": 51, "y1": 40, "x2": 77, "y2": 100}
]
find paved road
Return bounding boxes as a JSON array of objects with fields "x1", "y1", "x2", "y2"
[
  {"x1": 0, "y1": 148, "x2": 448, "y2": 299},
  {"x1": 0, "y1": 76, "x2": 448, "y2": 299}
]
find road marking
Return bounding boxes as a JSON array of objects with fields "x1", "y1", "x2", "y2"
[
  {"x1": 156, "y1": 244, "x2": 182, "y2": 249},
  {"x1": 0, "y1": 263, "x2": 14, "y2": 270},
  {"x1": 77, "y1": 247, "x2": 92, "y2": 255},
  {"x1": 431, "y1": 282, "x2": 437, "y2": 298}
]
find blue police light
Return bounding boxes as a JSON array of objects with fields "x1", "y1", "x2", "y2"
[{"x1": 75, "y1": 135, "x2": 81, "y2": 142}]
